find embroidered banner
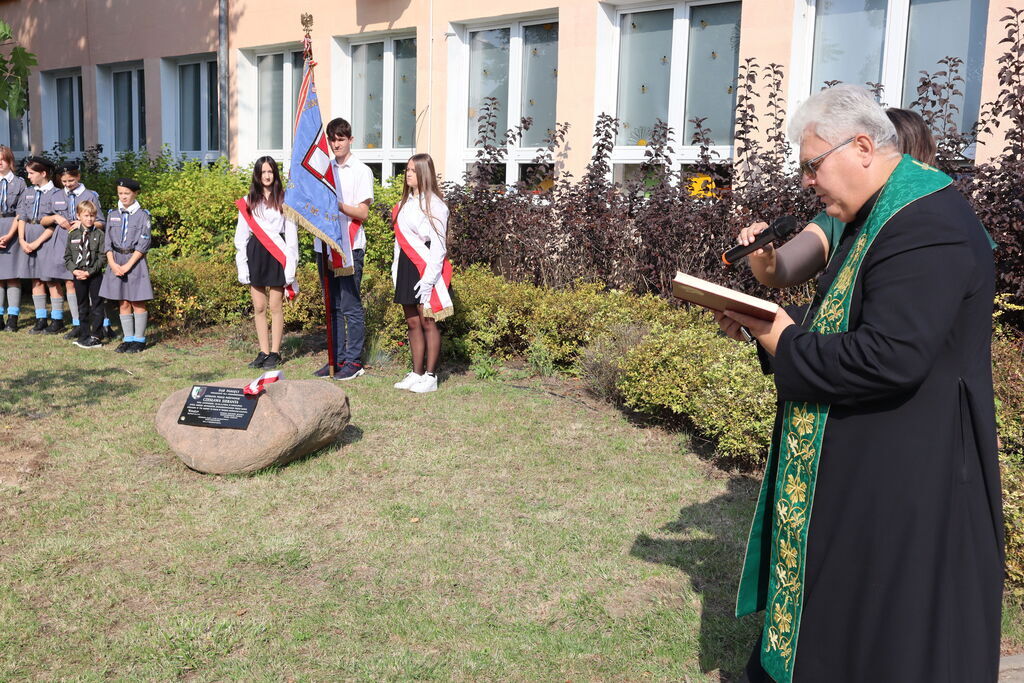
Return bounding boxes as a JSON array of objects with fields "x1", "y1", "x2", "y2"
[{"x1": 282, "y1": 57, "x2": 352, "y2": 276}]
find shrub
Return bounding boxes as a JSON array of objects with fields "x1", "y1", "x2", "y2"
[
  {"x1": 578, "y1": 323, "x2": 650, "y2": 403},
  {"x1": 617, "y1": 315, "x2": 777, "y2": 468},
  {"x1": 148, "y1": 247, "x2": 251, "y2": 333}
]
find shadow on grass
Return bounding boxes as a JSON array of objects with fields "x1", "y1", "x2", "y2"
[
  {"x1": 247, "y1": 423, "x2": 363, "y2": 476},
  {"x1": 630, "y1": 476, "x2": 763, "y2": 681}
]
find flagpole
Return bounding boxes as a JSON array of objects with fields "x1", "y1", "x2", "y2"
[{"x1": 300, "y1": 14, "x2": 337, "y2": 378}]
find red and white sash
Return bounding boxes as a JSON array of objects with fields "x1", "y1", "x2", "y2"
[
  {"x1": 244, "y1": 370, "x2": 283, "y2": 396},
  {"x1": 235, "y1": 198, "x2": 298, "y2": 300},
  {"x1": 392, "y1": 203, "x2": 454, "y2": 320},
  {"x1": 326, "y1": 218, "x2": 362, "y2": 272}
]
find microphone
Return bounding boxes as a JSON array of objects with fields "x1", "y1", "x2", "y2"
[{"x1": 721, "y1": 215, "x2": 800, "y2": 266}]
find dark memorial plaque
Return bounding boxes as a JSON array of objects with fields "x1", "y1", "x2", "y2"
[{"x1": 178, "y1": 385, "x2": 258, "y2": 430}]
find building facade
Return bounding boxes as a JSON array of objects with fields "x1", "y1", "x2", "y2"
[{"x1": 0, "y1": 0, "x2": 1009, "y2": 182}]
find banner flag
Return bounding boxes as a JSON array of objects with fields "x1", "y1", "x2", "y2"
[{"x1": 282, "y1": 58, "x2": 353, "y2": 276}]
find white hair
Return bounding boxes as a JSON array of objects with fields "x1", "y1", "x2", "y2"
[{"x1": 788, "y1": 84, "x2": 898, "y2": 150}]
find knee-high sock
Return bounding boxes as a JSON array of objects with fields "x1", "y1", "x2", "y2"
[
  {"x1": 119, "y1": 314, "x2": 135, "y2": 342},
  {"x1": 134, "y1": 311, "x2": 148, "y2": 342},
  {"x1": 32, "y1": 293, "x2": 47, "y2": 318},
  {"x1": 0, "y1": 287, "x2": 5, "y2": 312},
  {"x1": 66, "y1": 289, "x2": 79, "y2": 325},
  {"x1": 6, "y1": 285, "x2": 20, "y2": 315},
  {"x1": 49, "y1": 296, "x2": 64, "y2": 320}
]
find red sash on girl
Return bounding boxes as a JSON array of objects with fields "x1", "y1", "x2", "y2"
[
  {"x1": 392, "y1": 202, "x2": 454, "y2": 320},
  {"x1": 235, "y1": 198, "x2": 298, "y2": 300}
]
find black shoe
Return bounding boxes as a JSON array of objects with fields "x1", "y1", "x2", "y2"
[
  {"x1": 28, "y1": 318, "x2": 48, "y2": 334},
  {"x1": 63, "y1": 325, "x2": 80, "y2": 340},
  {"x1": 313, "y1": 363, "x2": 344, "y2": 378},
  {"x1": 74, "y1": 336, "x2": 102, "y2": 349},
  {"x1": 2, "y1": 315, "x2": 16, "y2": 332},
  {"x1": 261, "y1": 352, "x2": 282, "y2": 369},
  {"x1": 247, "y1": 352, "x2": 269, "y2": 368},
  {"x1": 44, "y1": 319, "x2": 65, "y2": 335},
  {"x1": 115, "y1": 341, "x2": 132, "y2": 353},
  {"x1": 101, "y1": 326, "x2": 118, "y2": 340},
  {"x1": 125, "y1": 341, "x2": 145, "y2": 353}
]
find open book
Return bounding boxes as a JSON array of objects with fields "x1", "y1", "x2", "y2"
[{"x1": 671, "y1": 271, "x2": 779, "y2": 321}]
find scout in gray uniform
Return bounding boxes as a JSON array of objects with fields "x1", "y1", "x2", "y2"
[
  {"x1": 99, "y1": 178, "x2": 153, "y2": 353},
  {"x1": 15, "y1": 157, "x2": 65, "y2": 334},
  {"x1": 53, "y1": 163, "x2": 103, "y2": 339},
  {"x1": 0, "y1": 145, "x2": 29, "y2": 331}
]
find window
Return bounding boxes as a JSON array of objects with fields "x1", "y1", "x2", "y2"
[
  {"x1": 346, "y1": 35, "x2": 416, "y2": 180},
  {"x1": 256, "y1": 50, "x2": 304, "y2": 153},
  {"x1": 452, "y1": 18, "x2": 559, "y2": 184},
  {"x1": 602, "y1": 2, "x2": 741, "y2": 176},
  {"x1": 112, "y1": 66, "x2": 146, "y2": 151},
  {"x1": 799, "y1": 0, "x2": 989, "y2": 135},
  {"x1": 56, "y1": 73, "x2": 85, "y2": 152},
  {"x1": 176, "y1": 57, "x2": 220, "y2": 159},
  {"x1": 3, "y1": 108, "x2": 30, "y2": 154}
]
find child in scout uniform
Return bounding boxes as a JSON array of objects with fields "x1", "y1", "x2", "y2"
[
  {"x1": 99, "y1": 178, "x2": 153, "y2": 353},
  {"x1": 63, "y1": 200, "x2": 106, "y2": 348},
  {"x1": 0, "y1": 145, "x2": 29, "y2": 331},
  {"x1": 15, "y1": 156, "x2": 65, "y2": 334},
  {"x1": 53, "y1": 163, "x2": 103, "y2": 339}
]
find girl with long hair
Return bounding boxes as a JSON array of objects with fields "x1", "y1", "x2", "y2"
[
  {"x1": 233, "y1": 156, "x2": 298, "y2": 369},
  {"x1": 390, "y1": 153, "x2": 454, "y2": 394}
]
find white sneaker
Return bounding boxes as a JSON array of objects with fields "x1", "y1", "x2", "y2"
[
  {"x1": 394, "y1": 372, "x2": 423, "y2": 389},
  {"x1": 408, "y1": 373, "x2": 438, "y2": 393}
]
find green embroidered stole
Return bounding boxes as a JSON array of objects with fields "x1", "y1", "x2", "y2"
[{"x1": 734, "y1": 156, "x2": 951, "y2": 683}]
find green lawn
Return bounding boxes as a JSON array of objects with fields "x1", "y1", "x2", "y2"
[{"x1": 0, "y1": 328, "x2": 1019, "y2": 680}]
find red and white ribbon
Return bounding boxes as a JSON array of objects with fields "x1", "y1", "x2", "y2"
[
  {"x1": 243, "y1": 370, "x2": 283, "y2": 396},
  {"x1": 392, "y1": 203, "x2": 454, "y2": 318},
  {"x1": 235, "y1": 198, "x2": 299, "y2": 300}
]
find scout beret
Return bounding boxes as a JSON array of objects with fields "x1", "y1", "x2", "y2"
[{"x1": 117, "y1": 178, "x2": 141, "y2": 191}]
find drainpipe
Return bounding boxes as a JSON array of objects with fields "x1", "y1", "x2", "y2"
[{"x1": 219, "y1": 0, "x2": 230, "y2": 161}]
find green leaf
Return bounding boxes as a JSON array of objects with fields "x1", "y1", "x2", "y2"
[{"x1": 0, "y1": 20, "x2": 14, "y2": 42}]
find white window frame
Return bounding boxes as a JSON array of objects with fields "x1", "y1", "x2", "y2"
[
  {"x1": 335, "y1": 32, "x2": 418, "y2": 181},
  {"x1": 237, "y1": 44, "x2": 304, "y2": 167},
  {"x1": 446, "y1": 13, "x2": 560, "y2": 185},
  {"x1": 790, "y1": 0, "x2": 978, "y2": 119},
  {"x1": 40, "y1": 68, "x2": 85, "y2": 154},
  {"x1": 162, "y1": 54, "x2": 221, "y2": 162},
  {"x1": 97, "y1": 61, "x2": 146, "y2": 154},
  {"x1": 598, "y1": 0, "x2": 739, "y2": 175}
]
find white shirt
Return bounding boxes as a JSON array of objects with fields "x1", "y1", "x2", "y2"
[
  {"x1": 0, "y1": 171, "x2": 14, "y2": 183},
  {"x1": 314, "y1": 152, "x2": 375, "y2": 253},
  {"x1": 391, "y1": 193, "x2": 449, "y2": 291},
  {"x1": 234, "y1": 202, "x2": 299, "y2": 285}
]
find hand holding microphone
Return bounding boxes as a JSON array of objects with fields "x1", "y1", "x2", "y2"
[{"x1": 721, "y1": 215, "x2": 799, "y2": 267}]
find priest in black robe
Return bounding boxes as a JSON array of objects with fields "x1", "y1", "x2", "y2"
[{"x1": 717, "y1": 84, "x2": 1004, "y2": 683}]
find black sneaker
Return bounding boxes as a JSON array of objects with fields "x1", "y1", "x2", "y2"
[
  {"x1": 74, "y1": 336, "x2": 102, "y2": 349},
  {"x1": 313, "y1": 363, "x2": 344, "y2": 378},
  {"x1": 63, "y1": 325, "x2": 80, "y2": 339},
  {"x1": 44, "y1": 319, "x2": 65, "y2": 335},
  {"x1": 261, "y1": 352, "x2": 282, "y2": 369},
  {"x1": 101, "y1": 326, "x2": 118, "y2": 340},
  {"x1": 334, "y1": 362, "x2": 365, "y2": 381},
  {"x1": 247, "y1": 352, "x2": 269, "y2": 368},
  {"x1": 3, "y1": 315, "x2": 16, "y2": 332},
  {"x1": 115, "y1": 341, "x2": 132, "y2": 353},
  {"x1": 29, "y1": 318, "x2": 48, "y2": 334},
  {"x1": 124, "y1": 341, "x2": 144, "y2": 353}
]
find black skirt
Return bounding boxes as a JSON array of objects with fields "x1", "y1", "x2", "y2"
[
  {"x1": 394, "y1": 243, "x2": 424, "y2": 305},
  {"x1": 247, "y1": 237, "x2": 285, "y2": 288}
]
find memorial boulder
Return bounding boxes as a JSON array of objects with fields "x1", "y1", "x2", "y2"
[{"x1": 155, "y1": 379, "x2": 350, "y2": 474}]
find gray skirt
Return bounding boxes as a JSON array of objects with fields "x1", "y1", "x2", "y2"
[
  {"x1": 99, "y1": 251, "x2": 153, "y2": 302},
  {"x1": 0, "y1": 217, "x2": 30, "y2": 279},
  {"x1": 17, "y1": 222, "x2": 48, "y2": 280},
  {"x1": 37, "y1": 226, "x2": 72, "y2": 282}
]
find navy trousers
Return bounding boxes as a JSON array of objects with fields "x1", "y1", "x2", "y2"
[{"x1": 318, "y1": 248, "x2": 365, "y2": 365}]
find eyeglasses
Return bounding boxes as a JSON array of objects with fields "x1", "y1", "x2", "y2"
[{"x1": 799, "y1": 137, "x2": 855, "y2": 179}]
